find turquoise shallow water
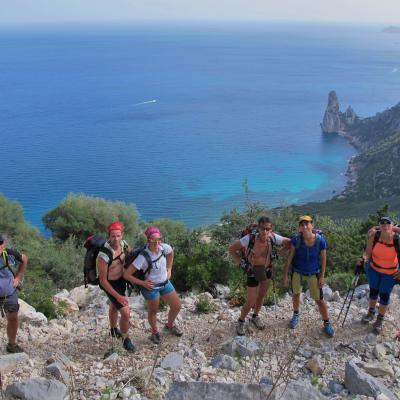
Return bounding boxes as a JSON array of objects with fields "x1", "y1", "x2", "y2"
[{"x1": 0, "y1": 21, "x2": 399, "y2": 230}]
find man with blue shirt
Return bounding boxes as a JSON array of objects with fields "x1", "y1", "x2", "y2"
[
  {"x1": 0, "y1": 234, "x2": 28, "y2": 353},
  {"x1": 283, "y1": 216, "x2": 334, "y2": 337}
]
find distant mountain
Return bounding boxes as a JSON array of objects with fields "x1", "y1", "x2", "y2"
[
  {"x1": 294, "y1": 93, "x2": 400, "y2": 218},
  {"x1": 382, "y1": 26, "x2": 400, "y2": 34}
]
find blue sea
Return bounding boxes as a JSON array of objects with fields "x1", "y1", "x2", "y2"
[{"x1": 1, "y1": 21, "x2": 399, "y2": 231}]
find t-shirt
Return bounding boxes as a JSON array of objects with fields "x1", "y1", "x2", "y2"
[
  {"x1": 133, "y1": 243, "x2": 173, "y2": 285},
  {"x1": 0, "y1": 249, "x2": 23, "y2": 297},
  {"x1": 290, "y1": 234, "x2": 327, "y2": 275}
]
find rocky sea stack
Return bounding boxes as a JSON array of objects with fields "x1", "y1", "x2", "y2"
[{"x1": 320, "y1": 91, "x2": 358, "y2": 134}]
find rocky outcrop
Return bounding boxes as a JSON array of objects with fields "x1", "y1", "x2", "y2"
[
  {"x1": 5, "y1": 378, "x2": 68, "y2": 400},
  {"x1": 2, "y1": 284, "x2": 400, "y2": 400},
  {"x1": 320, "y1": 91, "x2": 359, "y2": 134}
]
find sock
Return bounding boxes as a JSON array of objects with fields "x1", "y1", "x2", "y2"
[
  {"x1": 252, "y1": 313, "x2": 258, "y2": 319},
  {"x1": 323, "y1": 319, "x2": 330, "y2": 325},
  {"x1": 369, "y1": 307, "x2": 376, "y2": 314},
  {"x1": 293, "y1": 310, "x2": 299, "y2": 315},
  {"x1": 238, "y1": 318, "x2": 245, "y2": 323},
  {"x1": 377, "y1": 314, "x2": 384, "y2": 320}
]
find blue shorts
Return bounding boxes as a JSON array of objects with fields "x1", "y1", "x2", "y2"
[
  {"x1": 366, "y1": 261, "x2": 397, "y2": 294},
  {"x1": 141, "y1": 280, "x2": 175, "y2": 300}
]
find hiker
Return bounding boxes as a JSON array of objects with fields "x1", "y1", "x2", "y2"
[
  {"x1": 0, "y1": 234, "x2": 28, "y2": 353},
  {"x1": 98, "y1": 221, "x2": 135, "y2": 352},
  {"x1": 229, "y1": 216, "x2": 290, "y2": 336},
  {"x1": 361, "y1": 216, "x2": 400, "y2": 334},
  {"x1": 123, "y1": 226, "x2": 182, "y2": 344},
  {"x1": 283, "y1": 215, "x2": 334, "y2": 337}
]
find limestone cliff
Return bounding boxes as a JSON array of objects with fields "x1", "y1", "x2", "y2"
[{"x1": 320, "y1": 91, "x2": 359, "y2": 134}]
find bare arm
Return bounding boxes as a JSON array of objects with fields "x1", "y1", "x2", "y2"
[
  {"x1": 319, "y1": 249, "x2": 327, "y2": 287},
  {"x1": 123, "y1": 263, "x2": 154, "y2": 290},
  {"x1": 283, "y1": 244, "x2": 295, "y2": 287},
  {"x1": 13, "y1": 254, "x2": 28, "y2": 288},
  {"x1": 228, "y1": 240, "x2": 244, "y2": 265},
  {"x1": 166, "y1": 250, "x2": 174, "y2": 280},
  {"x1": 365, "y1": 233, "x2": 375, "y2": 260}
]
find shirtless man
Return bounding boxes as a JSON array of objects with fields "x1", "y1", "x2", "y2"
[
  {"x1": 229, "y1": 216, "x2": 290, "y2": 335},
  {"x1": 98, "y1": 221, "x2": 135, "y2": 352}
]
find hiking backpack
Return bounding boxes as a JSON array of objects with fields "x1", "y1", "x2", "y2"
[
  {"x1": 293, "y1": 229, "x2": 324, "y2": 252},
  {"x1": 239, "y1": 223, "x2": 278, "y2": 266},
  {"x1": 0, "y1": 251, "x2": 16, "y2": 278},
  {"x1": 124, "y1": 246, "x2": 166, "y2": 281},
  {"x1": 83, "y1": 235, "x2": 129, "y2": 287}
]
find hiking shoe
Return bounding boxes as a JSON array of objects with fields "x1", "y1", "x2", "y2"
[
  {"x1": 250, "y1": 315, "x2": 265, "y2": 330},
  {"x1": 150, "y1": 332, "x2": 162, "y2": 344},
  {"x1": 164, "y1": 324, "x2": 183, "y2": 337},
  {"x1": 323, "y1": 322, "x2": 335, "y2": 338},
  {"x1": 361, "y1": 310, "x2": 375, "y2": 324},
  {"x1": 289, "y1": 313, "x2": 300, "y2": 329},
  {"x1": 6, "y1": 343, "x2": 24, "y2": 353},
  {"x1": 373, "y1": 318, "x2": 383, "y2": 335},
  {"x1": 122, "y1": 337, "x2": 136, "y2": 353},
  {"x1": 236, "y1": 320, "x2": 245, "y2": 336},
  {"x1": 110, "y1": 327, "x2": 122, "y2": 338}
]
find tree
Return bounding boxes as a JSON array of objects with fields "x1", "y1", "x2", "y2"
[{"x1": 43, "y1": 194, "x2": 141, "y2": 241}]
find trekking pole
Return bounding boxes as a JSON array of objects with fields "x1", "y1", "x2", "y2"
[
  {"x1": 205, "y1": 272, "x2": 244, "y2": 342},
  {"x1": 337, "y1": 259, "x2": 364, "y2": 327},
  {"x1": 270, "y1": 268, "x2": 277, "y2": 319}
]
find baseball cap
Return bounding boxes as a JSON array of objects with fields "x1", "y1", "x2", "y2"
[
  {"x1": 379, "y1": 216, "x2": 393, "y2": 224},
  {"x1": 298, "y1": 215, "x2": 313, "y2": 224}
]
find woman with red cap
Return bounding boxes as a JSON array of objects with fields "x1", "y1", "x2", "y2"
[
  {"x1": 124, "y1": 226, "x2": 182, "y2": 344},
  {"x1": 98, "y1": 221, "x2": 135, "y2": 352}
]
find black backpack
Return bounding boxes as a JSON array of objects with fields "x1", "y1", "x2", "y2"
[
  {"x1": 83, "y1": 235, "x2": 129, "y2": 287},
  {"x1": 239, "y1": 223, "x2": 258, "y2": 263},
  {"x1": 124, "y1": 245, "x2": 166, "y2": 281}
]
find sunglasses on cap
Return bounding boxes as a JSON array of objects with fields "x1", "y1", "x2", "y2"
[
  {"x1": 299, "y1": 221, "x2": 312, "y2": 226},
  {"x1": 380, "y1": 220, "x2": 392, "y2": 225}
]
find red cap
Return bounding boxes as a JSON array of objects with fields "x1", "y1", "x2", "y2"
[{"x1": 107, "y1": 221, "x2": 123, "y2": 233}]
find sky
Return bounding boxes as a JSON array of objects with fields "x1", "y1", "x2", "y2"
[{"x1": 0, "y1": 0, "x2": 399, "y2": 25}]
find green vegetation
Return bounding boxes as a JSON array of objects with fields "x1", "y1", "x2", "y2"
[
  {"x1": 0, "y1": 192, "x2": 395, "y2": 317},
  {"x1": 195, "y1": 294, "x2": 217, "y2": 314}
]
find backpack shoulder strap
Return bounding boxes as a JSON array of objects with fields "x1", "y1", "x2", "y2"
[
  {"x1": 373, "y1": 231, "x2": 381, "y2": 249},
  {"x1": 315, "y1": 233, "x2": 322, "y2": 252},
  {"x1": 294, "y1": 233, "x2": 302, "y2": 250},
  {"x1": 394, "y1": 233, "x2": 400, "y2": 262},
  {"x1": 99, "y1": 246, "x2": 113, "y2": 267},
  {"x1": 244, "y1": 233, "x2": 256, "y2": 260},
  {"x1": 140, "y1": 249, "x2": 154, "y2": 277},
  {"x1": 1, "y1": 250, "x2": 9, "y2": 269}
]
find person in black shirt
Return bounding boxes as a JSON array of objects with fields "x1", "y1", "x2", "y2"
[{"x1": 0, "y1": 234, "x2": 28, "y2": 353}]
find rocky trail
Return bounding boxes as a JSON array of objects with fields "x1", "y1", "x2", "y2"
[{"x1": 0, "y1": 283, "x2": 399, "y2": 400}]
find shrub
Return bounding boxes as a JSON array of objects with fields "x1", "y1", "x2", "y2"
[
  {"x1": 43, "y1": 193, "x2": 141, "y2": 242},
  {"x1": 19, "y1": 268, "x2": 57, "y2": 319},
  {"x1": 195, "y1": 295, "x2": 216, "y2": 314}
]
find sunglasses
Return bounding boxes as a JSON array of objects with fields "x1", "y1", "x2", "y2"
[
  {"x1": 380, "y1": 221, "x2": 392, "y2": 225},
  {"x1": 299, "y1": 221, "x2": 312, "y2": 226},
  {"x1": 259, "y1": 227, "x2": 272, "y2": 232},
  {"x1": 0, "y1": 241, "x2": 3, "y2": 245},
  {"x1": 149, "y1": 238, "x2": 162, "y2": 243}
]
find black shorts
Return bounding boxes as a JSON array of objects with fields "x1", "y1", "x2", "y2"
[
  {"x1": 246, "y1": 268, "x2": 273, "y2": 288},
  {"x1": 0, "y1": 291, "x2": 20, "y2": 314},
  {"x1": 100, "y1": 278, "x2": 127, "y2": 310}
]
